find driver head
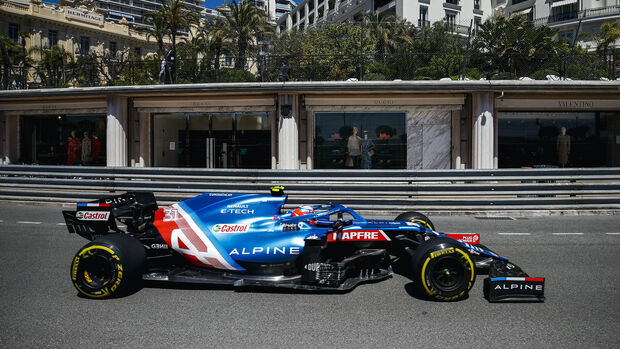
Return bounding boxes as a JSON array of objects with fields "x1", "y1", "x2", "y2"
[{"x1": 292, "y1": 206, "x2": 315, "y2": 217}]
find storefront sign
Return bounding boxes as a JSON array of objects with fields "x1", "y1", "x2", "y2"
[
  {"x1": 498, "y1": 99, "x2": 620, "y2": 110},
  {"x1": 557, "y1": 100, "x2": 595, "y2": 108},
  {"x1": 305, "y1": 95, "x2": 465, "y2": 107},
  {"x1": 66, "y1": 8, "x2": 104, "y2": 26}
]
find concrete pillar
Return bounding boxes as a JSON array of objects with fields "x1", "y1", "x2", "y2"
[
  {"x1": 471, "y1": 92, "x2": 495, "y2": 169},
  {"x1": 286, "y1": 13, "x2": 292, "y2": 30},
  {"x1": 106, "y1": 96, "x2": 128, "y2": 167},
  {"x1": 138, "y1": 112, "x2": 151, "y2": 167},
  {"x1": 277, "y1": 94, "x2": 299, "y2": 169},
  {"x1": 2, "y1": 114, "x2": 19, "y2": 164}
]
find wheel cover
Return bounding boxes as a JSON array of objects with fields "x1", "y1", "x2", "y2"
[
  {"x1": 430, "y1": 257, "x2": 465, "y2": 292},
  {"x1": 81, "y1": 254, "x2": 114, "y2": 289}
]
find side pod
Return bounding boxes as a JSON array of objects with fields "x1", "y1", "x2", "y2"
[{"x1": 484, "y1": 260, "x2": 545, "y2": 302}]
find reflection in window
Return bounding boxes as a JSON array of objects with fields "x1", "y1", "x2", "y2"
[
  {"x1": 314, "y1": 112, "x2": 406, "y2": 169},
  {"x1": 19, "y1": 115, "x2": 106, "y2": 166},
  {"x1": 153, "y1": 112, "x2": 271, "y2": 168},
  {"x1": 498, "y1": 111, "x2": 620, "y2": 168}
]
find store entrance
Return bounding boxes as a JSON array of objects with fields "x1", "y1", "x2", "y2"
[{"x1": 153, "y1": 112, "x2": 271, "y2": 168}]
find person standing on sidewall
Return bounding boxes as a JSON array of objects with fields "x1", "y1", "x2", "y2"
[{"x1": 165, "y1": 44, "x2": 175, "y2": 84}]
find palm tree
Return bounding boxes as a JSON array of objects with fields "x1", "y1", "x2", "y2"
[
  {"x1": 221, "y1": 0, "x2": 271, "y2": 70},
  {"x1": 205, "y1": 16, "x2": 230, "y2": 71},
  {"x1": 140, "y1": 10, "x2": 169, "y2": 55},
  {"x1": 362, "y1": 11, "x2": 412, "y2": 61},
  {"x1": 160, "y1": 0, "x2": 197, "y2": 54}
]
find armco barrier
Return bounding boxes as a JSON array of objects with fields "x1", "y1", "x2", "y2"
[{"x1": 1, "y1": 165, "x2": 619, "y2": 211}]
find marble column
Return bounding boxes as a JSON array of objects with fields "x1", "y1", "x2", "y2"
[
  {"x1": 277, "y1": 94, "x2": 299, "y2": 169},
  {"x1": 471, "y1": 92, "x2": 495, "y2": 169},
  {"x1": 407, "y1": 110, "x2": 452, "y2": 169},
  {"x1": 106, "y1": 96, "x2": 128, "y2": 167},
  {"x1": 138, "y1": 112, "x2": 151, "y2": 167},
  {"x1": 1, "y1": 114, "x2": 19, "y2": 164}
]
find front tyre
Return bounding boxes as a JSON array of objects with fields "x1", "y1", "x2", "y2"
[
  {"x1": 395, "y1": 211, "x2": 435, "y2": 231},
  {"x1": 411, "y1": 237, "x2": 475, "y2": 301},
  {"x1": 70, "y1": 234, "x2": 145, "y2": 299}
]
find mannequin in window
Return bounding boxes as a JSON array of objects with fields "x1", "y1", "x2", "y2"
[
  {"x1": 67, "y1": 131, "x2": 81, "y2": 165},
  {"x1": 347, "y1": 126, "x2": 361, "y2": 168},
  {"x1": 360, "y1": 130, "x2": 375, "y2": 169},
  {"x1": 91, "y1": 135, "x2": 102, "y2": 165},
  {"x1": 81, "y1": 131, "x2": 92, "y2": 165},
  {"x1": 556, "y1": 127, "x2": 570, "y2": 167}
]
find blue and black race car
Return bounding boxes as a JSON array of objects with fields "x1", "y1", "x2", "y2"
[{"x1": 63, "y1": 188, "x2": 545, "y2": 302}]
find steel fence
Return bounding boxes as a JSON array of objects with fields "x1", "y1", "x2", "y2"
[
  {"x1": 1, "y1": 165, "x2": 619, "y2": 211},
  {"x1": 2, "y1": 51, "x2": 617, "y2": 90}
]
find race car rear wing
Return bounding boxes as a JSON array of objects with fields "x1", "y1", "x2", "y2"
[
  {"x1": 484, "y1": 260, "x2": 545, "y2": 302},
  {"x1": 63, "y1": 192, "x2": 157, "y2": 240}
]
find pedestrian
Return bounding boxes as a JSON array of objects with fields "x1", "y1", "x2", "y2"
[
  {"x1": 159, "y1": 54, "x2": 166, "y2": 84},
  {"x1": 164, "y1": 44, "x2": 175, "y2": 84}
]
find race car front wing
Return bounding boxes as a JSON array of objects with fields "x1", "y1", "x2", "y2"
[{"x1": 484, "y1": 260, "x2": 545, "y2": 302}]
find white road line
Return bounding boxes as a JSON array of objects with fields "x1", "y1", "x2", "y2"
[
  {"x1": 497, "y1": 233, "x2": 531, "y2": 236},
  {"x1": 552, "y1": 233, "x2": 584, "y2": 235},
  {"x1": 606, "y1": 233, "x2": 620, "y2": 235},
  {"x1": 17, "y1": 221, "x2": 42, "y2": 225},
  {"x1": 56, "y1": 223, "x2": 66, "y2": 226}
]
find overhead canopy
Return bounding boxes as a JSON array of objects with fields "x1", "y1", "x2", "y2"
[{"x1": 551, "y1": 0, "x2": 577, "y2": 8}]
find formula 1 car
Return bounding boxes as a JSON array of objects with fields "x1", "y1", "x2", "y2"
[{"x1": 64, "y1": 188, "x2": 545, "y2": 302}]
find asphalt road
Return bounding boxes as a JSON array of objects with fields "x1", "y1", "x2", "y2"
[{"x1": 1, "y1": 202, "x2": 619, "y2": 348}]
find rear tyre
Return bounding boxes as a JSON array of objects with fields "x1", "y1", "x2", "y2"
[
  {"x1": 395, "y1": 211, "x2": 435, "y2": 231},
  {"x1": 70, "y1": 234, "x2": 145, "y2": 299},
  {"x1": 411, "y1": 237, "x2": 475, "y2": 301}
]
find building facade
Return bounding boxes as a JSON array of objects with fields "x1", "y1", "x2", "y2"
[
  {"x1": 244, "y1": 0, "x2": 297, "y2": 22},
  {"x1": 1, "y1": 81, "x2": 619, "y2": 170},
  {"x1": 276, "y1": 0, "x2": 492, "y2": 34},
  {"x1": 94, "y1": 0, "x2": 204, "y2": 28},
  {"x1": 496, "y1": 0, "x2": 620, "y2": 47},
  {"x1": 1, "y1": 0, "x2": 158, "y2": 59}
]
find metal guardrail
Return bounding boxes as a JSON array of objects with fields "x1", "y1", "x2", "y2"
[{"x1": 1, "y1": 165, "x2": 619, "y2": 211}]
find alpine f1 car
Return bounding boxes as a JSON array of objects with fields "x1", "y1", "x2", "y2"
[{"x1": 64, "y1": 188, "x2": 545, "y2": 302}]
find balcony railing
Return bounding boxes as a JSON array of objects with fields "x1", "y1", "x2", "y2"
[
  {"x1": 418, "y1": 19, "x2": 430, "y2": 28},
  {"x1": 533, "y1": 5, "x2": 620, "y2": 27}
]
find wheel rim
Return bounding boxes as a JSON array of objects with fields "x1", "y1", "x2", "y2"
[
  {"x1": 430, "y1": 257, "x2": 465, "y2": 292},
  {"x1": 81, "y1": 253, "x2": 114, "y2": 289}
]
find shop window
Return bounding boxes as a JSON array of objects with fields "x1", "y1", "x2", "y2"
[
  {"x1": 314, "y1": 112, "x2": 406, "y2": 169},
  {"x1": 152, "y1": 112, "x2": 271, "y2": 168},
  {"x1": 19, "y1": 115, "x2": 106, "y2": 166},
  {"x1": 498, "y1": 111, "x2": 620, "y2": 168}
]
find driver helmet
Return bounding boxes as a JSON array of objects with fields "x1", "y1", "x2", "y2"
[{"x1": 292, "y1": 206, "x2": 315, "y2": 217}]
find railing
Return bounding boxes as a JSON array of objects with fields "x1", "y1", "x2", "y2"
[
  {"x1": 533, "y1": 5, "x2": 620, "y2": 26},
  {"x1": 1, "y1": 165, "x2": 619, "y2": 211}
]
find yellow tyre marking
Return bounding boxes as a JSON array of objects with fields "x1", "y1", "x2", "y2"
[
  {"x1": 411, "y1": 219, "x2": 433, "y2": 231},
  {"x1": 84, "y1": 270, "x2": 93, "y2": 283},
  {"x1": 420, "y1": 246, "x2": 475, "y2": 298}
]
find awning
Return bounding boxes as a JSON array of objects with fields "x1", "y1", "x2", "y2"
[
  {"x1": 513, "y1": 7, "x2": 532, "y2": 15},
  {"x1": 133, "y1": 95, "x2": 276, "y2": 113},
  {"x1": 551, "y1": 0, "x2": 577, "y2": 8},
  {"x1": 109, "y1": 11, "x2": 135, "y2": 20}
]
